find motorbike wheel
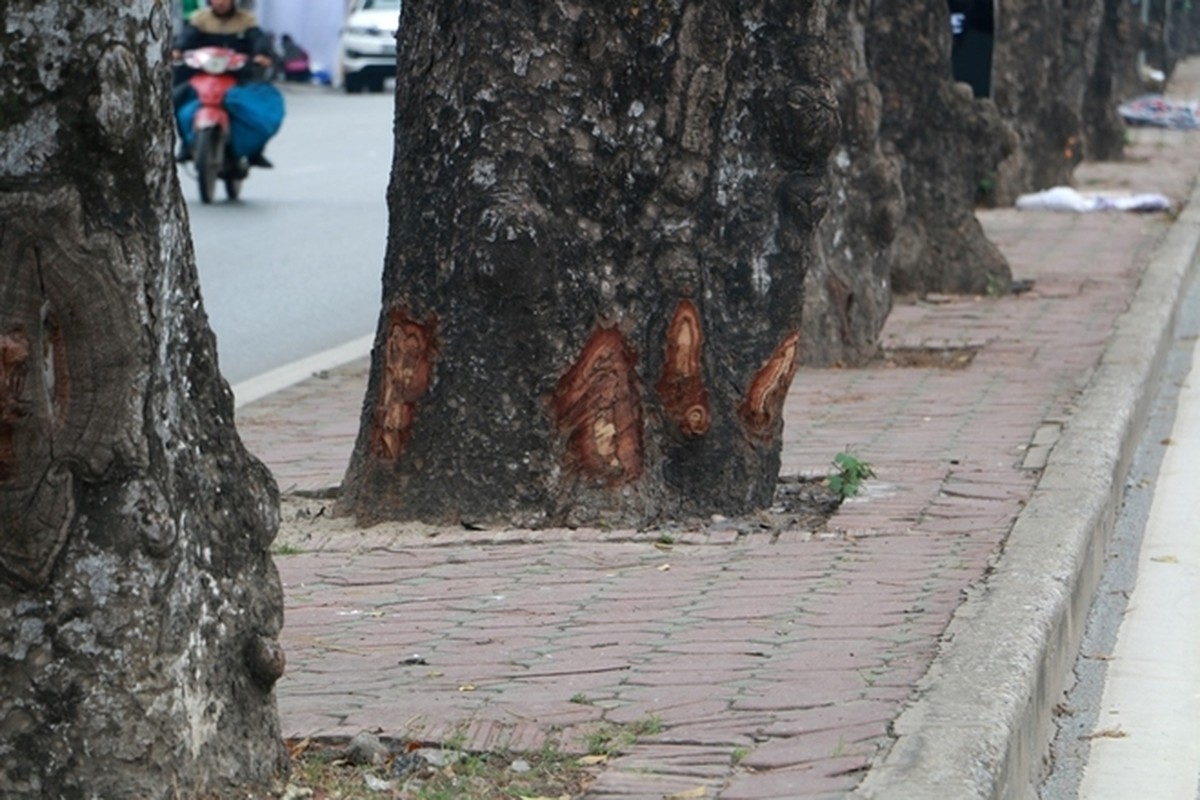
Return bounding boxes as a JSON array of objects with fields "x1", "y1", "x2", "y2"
[{"x1": 194, "y1": 127, "x2": 222, "y2": 204}]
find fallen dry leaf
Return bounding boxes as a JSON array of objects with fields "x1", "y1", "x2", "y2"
[
  {"x1": 1151, "y1": 555, "x2": 1180, "y2": 564},
  {"x1": 286, "y1": 737, "x2": 311, "y2": 758},
  {"x1": 666, "y1": 787, "x2": 710, "y2": 799},
  {"x1": 657, "y1": 563, "x2": 671, "y2": 572},
  {"x1": 1083, "y1": 727, "x2": 1128, "y2": 740},
  {"x1": 577, "y1": 754, "x2": 609, "y2": 766}
]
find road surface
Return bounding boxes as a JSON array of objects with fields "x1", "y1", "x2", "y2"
[
  {"x1": 1041, "y1": 275, "x2": 1200, "y2": 799},
  {"x1": 179, "y1": 83, "x2": 393, "y2": 395}
]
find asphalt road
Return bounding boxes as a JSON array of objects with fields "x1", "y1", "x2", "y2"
[{"x1": 179, "y1": 83, "x2": 394, "y2": 386}]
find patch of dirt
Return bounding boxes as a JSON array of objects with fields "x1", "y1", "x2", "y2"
[
  {"x1": 275, "y1": 475, "x2": 846, "y2": 552},
  {"x1": 874, "y1": 345, "x2": 979, "y2": 370},
  {"x1": 283, "y1": 736, "x2": 600, "y2": 800}
]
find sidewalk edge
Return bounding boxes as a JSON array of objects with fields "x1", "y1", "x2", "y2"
[{"x1": 852, "y1": 184, "x2": 1200, "y2": 800}]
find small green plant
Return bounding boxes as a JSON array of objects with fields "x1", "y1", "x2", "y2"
[
  {"x1": 569, "y1": 692, "x2": 592, "y2": 705},
  {"x1": 827, "y1": 451, "x2": 875, "y2": 500},
  {"x1": 975, "y1": 170, "x2": 997, "y2": 207},
  {"x1": 731, "y1": 747, "x2": 749, "y2": 765},
  {"x1": 271, "y1": 542, "x2": 303, "y2": 556},
  {"x1": 584, "y1": 715, "x2": 663, "y2": 756}
]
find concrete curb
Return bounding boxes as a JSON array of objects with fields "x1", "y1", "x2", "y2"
[{"x1": 853, "y1": 183, "x2": 1200, "y2": 800}]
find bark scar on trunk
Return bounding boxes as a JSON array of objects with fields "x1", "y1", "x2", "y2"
[
  {"x1": 42, "y1": 309, "x2": 69, "y2": 426},
  {"x1": 740, "y1": 331, "x2": 800, "y2": 440},
  {"x1": 370, "y1": 308, "x2": 437, "y2": 462},
  {"x1": 0, "y1": 331, "x2": 31, "y2": 481},
  {"x1": 551, "y1": 327, "x2": 644, "y2": 485},
  {"x1": 655, "y1": 299, "x2": 710, "y2": 436}
]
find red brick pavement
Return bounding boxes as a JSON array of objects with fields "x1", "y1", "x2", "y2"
[{"x1": 235, "y1": 80, "x2": 1200, "y2": 800}]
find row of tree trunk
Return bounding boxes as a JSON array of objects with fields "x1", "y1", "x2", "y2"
[
  {"x1": 338, "y1": 0, "x2": 1187, "y2": 528},
  {"x1": 803, "y1": 0, "x2": 1188, "y2": 366}
]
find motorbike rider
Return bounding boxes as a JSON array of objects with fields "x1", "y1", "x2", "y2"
[{"x1": 172, "y1": 0, "x2": 278, "y2": 167}]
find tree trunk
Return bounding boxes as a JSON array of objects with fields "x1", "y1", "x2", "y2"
[
  {"x1": 866, "y1": 2, "x2": 1013, "y2": 295},
  {"x1": 991, "y1": 0, "x2": 1097, "y2": 202},
  {"x1": 0, "y1": 3, "x2": 286, "y2": 797},
  {"x1": 1081, "y1": 0, "x2": 1136, "y2": 161},
  {"x1": 338, "y1": 1, "x2": 836, "y2": 528},
  {"x1": 800, "y1": 2, "x2": 900, "y2": 366}
]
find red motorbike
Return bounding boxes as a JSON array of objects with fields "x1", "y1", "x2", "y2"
[{"x1": 181, "y1": 47, "x2": 251, "y2": 203}]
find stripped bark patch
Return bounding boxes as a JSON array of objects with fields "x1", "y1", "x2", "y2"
[
  {"x1": 0, "y1": 331, "x2": 30, "y2": 481},
  {"x1": 370, "y1": 308, "x2": 437, "y2": 462},
  {"x1": 655, "y1": 299, "x2": 710, "y2": 436},
  {"x1": 739, "y1": 331, "x2": 799, "y2": 440},
  {"x1": 551, "y1": 327, "x2": 643, "y2": 485}
]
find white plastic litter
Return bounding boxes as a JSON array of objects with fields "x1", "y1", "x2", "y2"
[{"x1": 1014, "y1": 186, "x2": 1172, "y2": 213}]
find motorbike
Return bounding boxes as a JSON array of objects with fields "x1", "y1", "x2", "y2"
[{"x1": 180, "y1": 46, "x2": 251, "y2": 204}]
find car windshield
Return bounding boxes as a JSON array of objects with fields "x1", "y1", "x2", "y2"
[{"x1": 361, "y1": 0, "x2": 400, "y2": 9}]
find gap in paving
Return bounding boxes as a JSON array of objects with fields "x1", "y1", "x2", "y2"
[{"x1": 872, "y1": 345, "x2": 981, "y2": 370}]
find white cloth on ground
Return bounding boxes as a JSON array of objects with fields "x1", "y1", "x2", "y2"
[{"x1": 1014, "y1": 186, "x2": 1172, "y2": 213}]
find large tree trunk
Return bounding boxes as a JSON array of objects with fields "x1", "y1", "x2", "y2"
[
  {"x1": 866, "y1": 2, "x2": 1013, "y2": 295},
  {"x1": 338, "y1": 1, "x2": 837, "y2": 528},
  {"x1": 800, "y1": 2, "x2": 900, "y2": 366},
  {"x1": 0, "y1": 3, "x2": 286, "y2": 797}
]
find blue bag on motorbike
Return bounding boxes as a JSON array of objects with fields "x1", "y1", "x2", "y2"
[
  {"x1": 176, "y1": 82, "x2": 284, "y2": 159},
  {"x1": 224, "y1": 82, "x2": 285, "y2": 158}
]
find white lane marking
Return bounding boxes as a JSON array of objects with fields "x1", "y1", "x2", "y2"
[
  {"x1": 1078, "y1": 339, "x2": 1200, "y2": 799},
  {"x1": 231, "y1": 333, "x2": 373, "y2": 408}
]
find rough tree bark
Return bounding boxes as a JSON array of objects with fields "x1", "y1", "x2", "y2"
[
  {"x1": 865, "y1": 2, "x2": 1013, "y2": 295},
  {"x1": 0, "y1": 3, "x2": 286, "y2": 797},
  {"x1": 800, "y1": 2, "x2": 900, "y2": 366},
  {"x1": 338, "y1": 1, "x2": 837, "y2": 528},
  {"x1": 991, "y1": 1, "x2": 1097, "y2": 202},
  {"x1": 1082, "y1": 0, "x2": 1137, "y2": 160}
]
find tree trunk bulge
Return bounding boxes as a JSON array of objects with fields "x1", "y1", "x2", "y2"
[
  {"x1": 339, "y1": 1, "x2": 837, "y2": 528},
  {"x1": 800, "y1": 4, "x2": 900, "y2": 366},
  {"x1": 0, "y1": 3, "x2": 285, "y2": 798}
]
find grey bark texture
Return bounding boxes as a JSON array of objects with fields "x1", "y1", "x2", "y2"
[
  {"x1": 991, "y1": 0, "x2": 1097, "y2": 202},
  {"x1": 339, "y1": 1, "x2": 837, "y2": 528},
  {"x1": 1082, "y1": 0, "x2": 1136, "y2": 161},
  {"x1": 0, "y1": 3, "x2": 286, "y2": 797},
  {"x1": 866, "y1": 2, "x2": 1013, "y2": 295},
  {"x1": 800, "y1": 2, "x2": 899, "y2": 365}
]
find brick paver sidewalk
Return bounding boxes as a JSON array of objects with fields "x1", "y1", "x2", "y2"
[{"x1": 235, "y1": 68, "x2": 1200, "y2": 799}]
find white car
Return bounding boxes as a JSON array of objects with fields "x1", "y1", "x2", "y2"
[{"x1": 340, "y1": 0, "x2": 401, "y2": 93}]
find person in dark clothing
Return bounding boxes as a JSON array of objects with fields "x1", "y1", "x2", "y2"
[
  {"x1": 172, "y1": 0, "x2": 278, "y2": 167},
  {"x1": 947, "y1": 0, "x2": 996, "y2": 98},
  {"x1": 279, "y1": 34, "x2": 312, "y2": 83}
]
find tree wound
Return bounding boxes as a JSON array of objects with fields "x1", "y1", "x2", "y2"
[
  {"x1": 655, "y1": 300, "x2": 710, "y2": 436},
  {"x1": 0, "y1": 331, "x2": 31, "y2": 481},
  {"x1": 551, "y1": 328, "x2": 644, "y2": 485},
  {"x1": 370, "y1": 308, "x2": 437, "y2": 462},
  {"x1": 740, "y1": 331, "x2": 800, "y2": 440}
]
